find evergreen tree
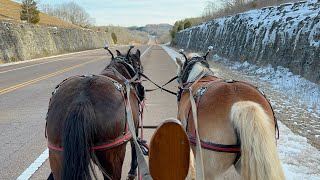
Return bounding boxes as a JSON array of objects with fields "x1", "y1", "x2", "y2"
[
  {"x1": 170, "y1": 29, "x2": 176, "y2": 39},
  {"x1": 184, "y1": 20, "x2": 192, "y2": 29},
  {"x1": 111, "y1": 32, "x2": 117, "y2": 44},
  {"x1": 20, "y1": 0, "x2": 40, "y2": 24},
  {"x1": 177, "y1": 24, "x2": 183, "y2": 32}
]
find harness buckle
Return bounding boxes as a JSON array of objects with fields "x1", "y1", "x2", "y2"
[
  {"x1": 225, "y1": 79, "x2": 235, "y2": 83},
  {"x1": 194, "y1": 86, "x2": 207, "y2": 99},
  {"x1": 113, "y1": 81, "x2": 123, "y2": 91}
]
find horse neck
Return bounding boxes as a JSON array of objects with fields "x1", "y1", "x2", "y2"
[
  {"x1": 102, "y1": 62, "x2": 134, "y2": 79},
  {"x1": 186, "y1": 62, "x2": 207, "y2": 82}
]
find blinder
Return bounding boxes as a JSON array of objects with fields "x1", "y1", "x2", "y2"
[
  {"x1": 180, "y1": 57, "x2": 210, "y2": 84},
  {"x1": 104, "y1": 45, "x2": 145, "y2": 101}
]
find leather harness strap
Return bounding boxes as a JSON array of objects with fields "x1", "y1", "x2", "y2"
[
  {"x1": 181, "y1": 75, "x2": 279, "y2": 154},
  {"x1": 111, "y1": 68, "x2": 152, "y2": 180},
  {"x1": 47, "y1": 74, "x2": 135, "y2": 152},
  {"x1": 181, "y1": 69, "x2": 208, "y2": 180},
  {"x1": 188, "y1": 135, "x2": 241, "y2": 153}
]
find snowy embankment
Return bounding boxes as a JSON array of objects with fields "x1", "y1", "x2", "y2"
[
  {"x1": 173, "y1": 0, "x2": 320, "y2": 84},
  {"x1": 160, "y1": 45, "x2": 320, "y2": 180}
]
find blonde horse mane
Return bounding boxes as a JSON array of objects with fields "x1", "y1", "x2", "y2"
[{"x1": 186, "y1": 53, "x2": 207, "y2": 82}]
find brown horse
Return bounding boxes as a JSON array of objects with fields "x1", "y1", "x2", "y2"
[
  {"x1": 46, "y1": 47, "x2": 144, "y2": 180},
  {"x1": 175, "y1": 49, "x2": 285, "y2": 180}
]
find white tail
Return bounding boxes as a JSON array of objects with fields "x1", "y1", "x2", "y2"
[{"x1": 230, "y1": 101, "x2": 285, "y2": 180}]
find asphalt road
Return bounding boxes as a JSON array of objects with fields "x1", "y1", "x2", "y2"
[{"x1": 0, "y1": 45, "x2": 179, "y2": 179}]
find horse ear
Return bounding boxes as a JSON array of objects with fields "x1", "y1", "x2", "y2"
[
  {"x1": 135, "y1": 49, "x2": 141, "y2": 58},
  {"x1": 116, "y1": 50, "x2": 122, "y2": 56},
  {"x1": 176, "y1": 57, "x2": 183, "y2": 67}
]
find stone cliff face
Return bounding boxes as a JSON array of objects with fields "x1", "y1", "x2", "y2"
[
  {"x1": 0, "y1": 22, "x2": 113, "y2": 63},
  {"x1": 172, "y1": 0, "x2": 320, "y2": 84}
]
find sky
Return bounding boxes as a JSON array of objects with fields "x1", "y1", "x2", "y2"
[{"x1": 15, "y1": 0, "x2": 210, "y2": 27}]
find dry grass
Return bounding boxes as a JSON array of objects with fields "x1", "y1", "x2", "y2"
[
  {"x1": 203, "y1": 0, "x2": 301, "y2": 22},
  {"x1": 156, "y1": 32, "x2": 171, "y2": 44},
  {"x1": 93, "y1": 26, "x2": 149, "y2": 45},
  {"x1": 0, "y1": 0, "x2": 78, "y2": 28}
]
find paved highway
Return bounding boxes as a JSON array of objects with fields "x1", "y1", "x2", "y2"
[{"x1": 0, "y1": 45, "x2": 179, "y2": 179}]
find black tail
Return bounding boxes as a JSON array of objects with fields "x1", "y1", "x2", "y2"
[{"x1": 62, "y1": 98, "x2": 96, "y2": 180}]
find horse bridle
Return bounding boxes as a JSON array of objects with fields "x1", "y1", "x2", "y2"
[
  {"x1": 104, "y1": 45, "x2": 142, "y2": 77},
  {"x1": 179, "y1": 57, "x2": 210, "y2": 84}
]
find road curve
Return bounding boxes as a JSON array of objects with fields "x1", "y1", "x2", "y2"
[{"x1": 0, "y1": 45, "x2": 179, "y2": 179}]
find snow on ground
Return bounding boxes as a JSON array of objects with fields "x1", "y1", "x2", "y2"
[
  {"x1": 212, "y1": 55, "x2": 320, "y2": 144},
  {"x1": 213, "y1": 55, "x2": 320, "y2": 115},
  {"x1": 278, "y1": 122, "x2": 320, "y2": 180},
  {"x1": 161, "y1": 45, "x2": 320, "y2": 180}
]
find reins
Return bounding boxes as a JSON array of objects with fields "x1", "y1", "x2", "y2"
[
  {"x1": 139, "y1": 72, "x2": 177, "y2": 96},
  {"x1": 111, "y1": 67, "x2": 152, "y2": 180},
  {"x1": 181, "y1": 69, "x2": 208, "y2": 180}
]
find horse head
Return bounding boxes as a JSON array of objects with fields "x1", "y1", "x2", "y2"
[
  {"x1": 103, "y1": 44, "x2": 145, "y2": 101},
  {"x1": 104, "y1": 44, "x2": 143, "y2": 79},
  {"x1": 175, "y1": 46, "x2": 213, "y2": 84}
]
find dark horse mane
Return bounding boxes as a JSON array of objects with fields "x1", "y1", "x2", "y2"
[
  {"x1": 102, "y1": 48, "x2": 143, "y2": 79},
  {"x1": 104, "y1": 56, "x2": 137, "y2": 78},
  {"x1": 101, "y1": 50, "x2": 145, "y2": 101}
]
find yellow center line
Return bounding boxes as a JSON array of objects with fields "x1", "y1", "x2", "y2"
[
  {"x1": 0, "y1": 57, "x2": 74, "y2": 74},
  {"x1": 0, "y1": 52, "x2": 108, "y2": 74},
  {"x1": 0, "y1": 57, "x2": 105, "y2": 95}
]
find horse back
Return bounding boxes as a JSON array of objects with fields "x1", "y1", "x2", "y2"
[
  {"x1": 178, "y1": 76, "x2": 275, "y2": 144},
  {"x1": 46, "y1": 75, "x2": 139, "y2": 148}
]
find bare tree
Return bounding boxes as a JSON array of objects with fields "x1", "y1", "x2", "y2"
[
  {"x1": 41, "y1": 2, "x2": 95, "y2": 27},
  {"x1": 202, "y1": 1, "x2": 220, "y2": 17}
]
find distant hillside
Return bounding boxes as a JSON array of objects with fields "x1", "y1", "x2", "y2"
[
  {"x1": 129, "y1": 24, "x2": 172, "y2": 36},
  {"x1": 94, "y1": 24, "x2": 173, "y2": 45},
  {"x1": 93, "y1": 26, "x2": 149, "y2": 45},
  {"x1": 0, "y1": 0, "x2": 78, "y2": 28}
]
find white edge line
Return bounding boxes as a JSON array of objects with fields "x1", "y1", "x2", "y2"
[
  {"x1": 158, "y1": 45, "x2": 180, "y2": 65},
  {"x1": 141, "y1": 45, "x2": 152, "y2": 57},
  {"x1": 16, "y1": 149, "x2": 49, "y2": 180},
  {"x1": 0, "y1": 45, "x2": 127, "y2": 68},
  {"x1": 16, "y1": 44, "x2": 153, "y2": 180}
]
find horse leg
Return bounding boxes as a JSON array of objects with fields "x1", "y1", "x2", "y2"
[
  {"x1": 48, "y1": 151, "x2": 62, "y2": 180},
  {"x1": 127, "y1": 140, "x2": 138, "y2": 180},
  {"x1": 95, "y1": 144, "x2": 127, "y2": 180}
]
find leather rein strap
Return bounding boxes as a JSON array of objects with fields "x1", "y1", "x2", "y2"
[
  {"x1": 111, "y1": 68, "x2": 152, "y2": 180},
  {"x1": 180, "y1": 69, "x2": 208, "y2": 180},
  {"x1": 139, "y1": 72, "x2": 177, "y2": 96}
]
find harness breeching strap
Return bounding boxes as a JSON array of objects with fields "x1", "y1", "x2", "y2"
[
  {"x1": 111, "y1": 68, "x2": 152, "y2": 180},
  {"x1": 46, "y1": 75, "x2": 133, "y2": 153}
]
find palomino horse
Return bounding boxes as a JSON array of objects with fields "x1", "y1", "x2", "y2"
[
  {"x1": 46, "y1": 46, "x2": 145, "y2": 180},
  {"x1": 175, "y1": 48, "x2": 285, "y2": 180}
]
